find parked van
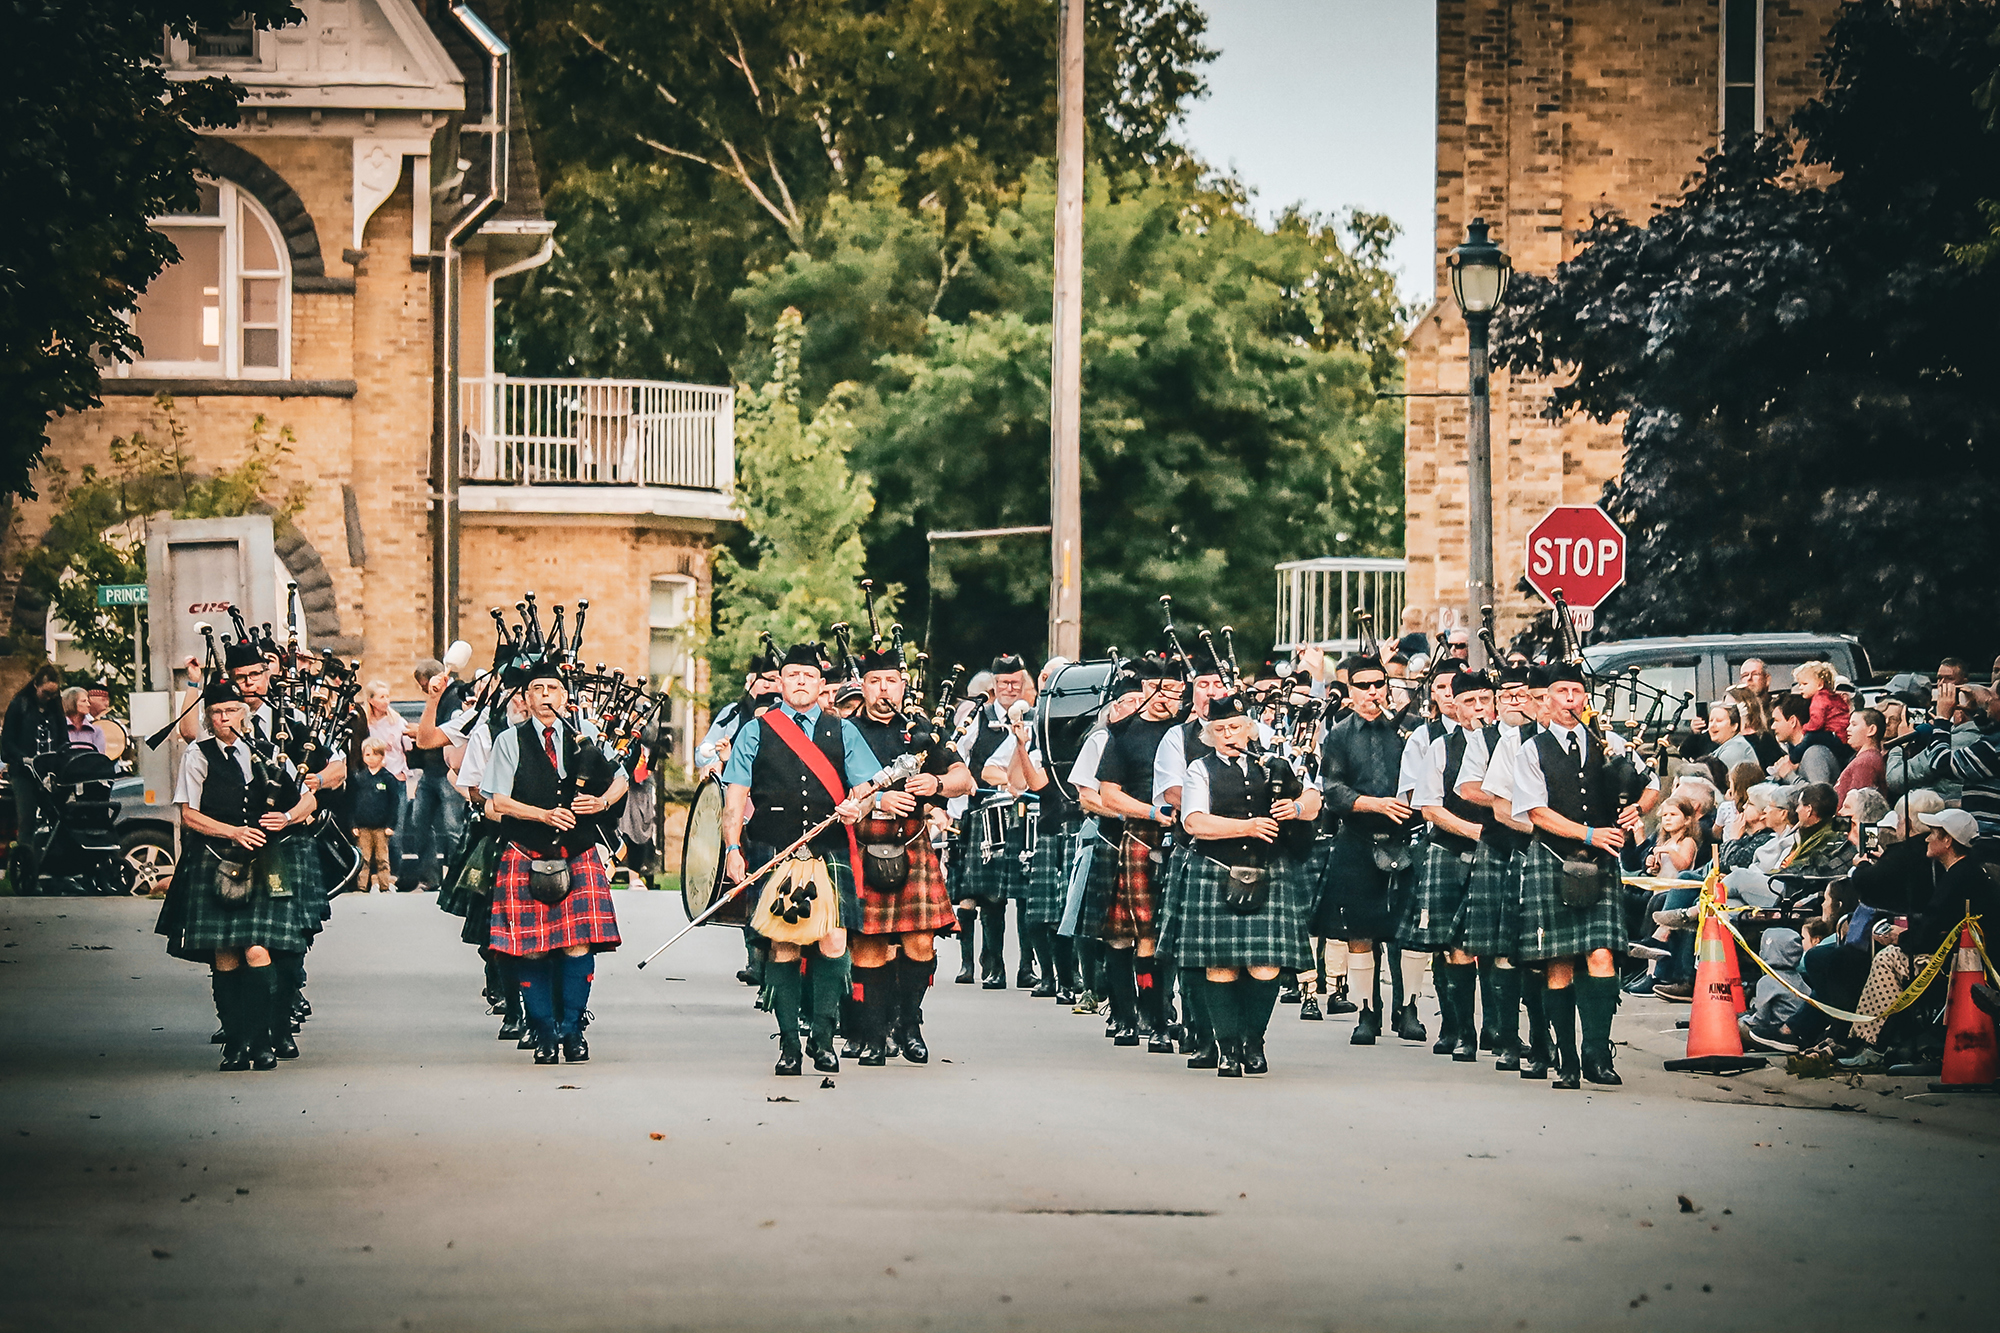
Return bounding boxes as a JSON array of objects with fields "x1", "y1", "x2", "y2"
[{"x1": 1580, "y1": 633, "x2": 1874, "y2": 728}]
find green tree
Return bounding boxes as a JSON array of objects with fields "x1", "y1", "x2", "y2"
[
  {"x1": 2, "y1": 2, "x2": 301, "y2": 502},
  {"x1": 22, "y1": 396, "x2": 309, "y2": 684},
  {"x1": 710, "y1": 309, "x2": 893, "y2": 683}
]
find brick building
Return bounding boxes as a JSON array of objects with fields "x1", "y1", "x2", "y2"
[
  {"x1": 15, "y1": 1, "x2": 733, "y2": 762},
  {"x1": 1404, "y1": 0, "x2": 1843, "y2": 638}
]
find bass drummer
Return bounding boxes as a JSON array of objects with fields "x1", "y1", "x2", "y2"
[{"x1": 847, "y1": 639, "x2": 971, "y2": 1065}]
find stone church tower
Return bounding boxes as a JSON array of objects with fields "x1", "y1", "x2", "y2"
[{"x1": 1404, "y1": 0, "x2": 1844, "y2": 638}]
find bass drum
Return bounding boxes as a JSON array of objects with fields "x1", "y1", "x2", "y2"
[
  {"x1": 98, "y1": 718, "x2": 128, "y2": 763},
  {"x1": 679, "y1": 775, "x2": 746, "y2": 926},
  {"x1": 1033, "y1": 658, "x2": 1117, "y2": 805}
]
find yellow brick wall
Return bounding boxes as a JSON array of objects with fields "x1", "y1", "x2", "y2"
[{"x1": 1409, "y1": 0, "x2": 1843, "y2": 640}]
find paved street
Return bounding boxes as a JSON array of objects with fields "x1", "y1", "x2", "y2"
[{"x1": 2, "y1": 891, "x2": 1995, "y2": 1333}]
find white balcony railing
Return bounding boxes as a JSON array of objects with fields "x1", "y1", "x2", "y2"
[{"x1": 460, "y1": 376, "x2": 734, "y2": 491}]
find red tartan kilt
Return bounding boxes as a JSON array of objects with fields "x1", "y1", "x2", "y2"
[
  {"x1": 489, "y1": 844, "x2": 622, "y2": 955},
  {"x1": 1106, "y1": 825, "x2": 1162, "y2": 943},
  {"x1": 856, "y1": 820, "x2": 956, "y2": 936}
]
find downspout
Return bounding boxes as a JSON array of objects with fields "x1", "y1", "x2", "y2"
[{"x1": 432, "y1": 2, "x2": 510, "y2": 655}]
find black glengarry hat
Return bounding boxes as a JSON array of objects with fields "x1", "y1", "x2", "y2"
[{"x1": 782, "y1": 642, "x2": 826, "y2": 671}]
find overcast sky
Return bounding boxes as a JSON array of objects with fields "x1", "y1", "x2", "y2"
[{"x1": 1179, "y1": 0, "x2": 1438, "y2": 304}]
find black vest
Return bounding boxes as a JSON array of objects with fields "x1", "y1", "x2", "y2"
[
  {"x1": 853, "y1": 714, "x2": 951, "y2": 813},
  {"x1": 195, "y1": 739, "x2": 250, "y2": 829},
  {"x1": 965, "y1": 705, "x2": 1010, "y2": 791},
  {"x1": 1437, "y1": 726, "x2": 1492, "y2": 847},
  {"x1": 499, "y1": 719, "x2": 579, "y2": 855},
  {"x1": 1199, "y1": 754, "x2": 1267, "y2": 869},
  {"x1": 1532, "y1": 727, "x2": 1621, "y2": 857},
  {"x1": 745, "y1": 710, "x2": 850, "y2": 857}
]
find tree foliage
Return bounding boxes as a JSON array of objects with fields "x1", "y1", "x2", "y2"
[
  {"x1": 710, "y1": 309, "x2": 892, "y2": 681},
  {"x1": 1, "y1": 2, "x2": 301, "y2": 502},
  {"x1": 1493, "y1": 0, "x2": 2000, "y2": 668}
]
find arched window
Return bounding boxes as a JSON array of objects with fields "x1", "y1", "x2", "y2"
[{"x1": 126, "y1": 178, "x2": 289, "y2": 379}]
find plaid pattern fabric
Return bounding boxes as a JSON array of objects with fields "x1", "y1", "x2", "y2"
[
  {"x1": 953, "y1": 802, "x2": 1027, "y2": 903},
  {"x1": 1026, "y1": 820, "x2": 1081, "y2": 926},
  {"x1": 857, "y1": 821, "x2": 956, "y2": 936},
  {"x1": 746, "y1": 845, "x2": 861, "y2": 939},
  {"x1": 1151, "y1": 841, "x2": 1197, "y2": 959},
  {"x1": 1103, "y1": 825, "x2": 1164, "y2": 944},
  {"x1": 1515, "y1": 840, "x2": 1624, "y2": 962},
  {"x1": 1168, "y1": 854, "x2": 1314, "y2": 970},
  {"x1": 437, "y1": 821, "x2": 500, "y2": 919},
  {"x1": 1457, "y1": 840, "x2": 1521, "y2": 958},
  {"x1": 1396, "y1": 838, "x2": 1478, "y2": 951},
  {"x1": 165, "y1": 836, "x2": 320, "y2": 962},
  {"x1": 1071, "y1": 825, "x2": 1122, "y2": 938},
  {"x1": 1310, "y1": 830, "x2": 1408, "y2": 941},
  {"x1": 488, "y1": 843, "x2": 622, "y2": 955}
]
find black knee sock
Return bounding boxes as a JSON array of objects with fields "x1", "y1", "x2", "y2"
[
  {"x1": 1181, "y1": 967, "x2": 1211, "y2": 1044},
  {"x1": 769, "y1": 957, "x2": 803, "y2": 1049},
  {"x1": 808, "y1": 953, "x2": 851, "y2": 1048},
  {"x1": 1386, "y1": 945, "x2": 1406, "y2": 1011},
  {"x1": 850, "y1": 964, "x2": 891, "y2": 1047},
  {"x1": 978, "y1": 902, "x2": 1007, "y2": 976},
  {"x1": 897, "y1": 953, "x2": 935, "y2": 1030},
  {"x1": 1133, "y1": 954, "x2": 1158, "y2": 1031},
  {"x1": 1077, "y1": 938, "x2": 1104, "y2": 994},
  {"x1": 1545, "y1": 983, "x2": 1579, "y2": 1073},
  {"x1": 242, "y1": 965, "x2": 276, "y2": 1049},
  {"x1": 1204, "y1": 977, "x2": 1241, "y2": 1048},
  {"x1": 1523, "y1": 972, "x2": 1551, "y2": 1058},
  {"x1": 1492, "y1": 961, "x2": 1522, "y2": 1051},
  {"x1": 956, "y1": 908, "x2": 978, "y2": 968},
  {"x1": 1476, "y1": 957, "x2": 1499, "y2": 1042},
  {"x1": 1238, "y1": 976, "x2": 1281, "y2": 1045},
  {"x1": 1105, "y1": 949, "x2": 1138, "y2": 1026}
]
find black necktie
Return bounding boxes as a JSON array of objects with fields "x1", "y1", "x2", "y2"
[
  {"x1": 253, "y1": 714, "x2": 267, "y2": 745},
  {"x1": 1566, "y1": 731, "x2": 1580, "y2": 761}
]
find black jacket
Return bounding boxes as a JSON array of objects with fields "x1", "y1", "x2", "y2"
[
  {"x1": 2, "y1": 689, "x2": 61, "y2": 767},
  {"x1": 351, "y1": 769, "x2": 403, "y2": 830}
]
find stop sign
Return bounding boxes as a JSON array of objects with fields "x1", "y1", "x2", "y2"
[{"x1": 1525, "y1": 505, "x2": 1626, "y2": 610}]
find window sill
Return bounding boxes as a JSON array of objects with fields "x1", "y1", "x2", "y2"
[{"x1": 98, "y1": 378, "x2": 357, "y2": 399}]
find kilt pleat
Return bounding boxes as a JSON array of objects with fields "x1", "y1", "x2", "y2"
[
  {"x1": 1458, "y1": 841, "x2": 1521, "y2": 958},
  {"x1": 1396, "y1": 839, "x2": 1478, "y2": 951},
  {"x1": 953, "y1": 803, "x2": 1027, "y2": 903},
  {"x1": 488, "y1": 844, "x2": 622, "y2": 955},
  {"x1": 1073, "y1": 826, "x2": 1122, "y2": 940},
  {"x1": 1311, "y1": 831, "x2": 1409, "y2": 941},
  {"x1": 1103, "y1": 826, "x2": 1163, "y2": 944},
  {"x1": 1170, "y1": 855, "x2": 1313, "y2": 970},
  {"x1": 165, "y1": 836, "x2": 320, "y2": 962},
  {"x1": 857, "y1": 836, "x2": 956, "y2": 936},
  {"x1": 1515, "y1": 841, "x2": 1624, "y2": 962},
  {"x1": 1151, "y1": 841, "x2": 1196, "y2": 959},
  {"x1": 1026, "y1": 821, "x2": 1080, "y2": 926}
]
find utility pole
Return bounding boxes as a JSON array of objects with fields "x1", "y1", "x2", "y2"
[{"x1": 1048, "y1": 0, "x2": 1084, "y2": 661}]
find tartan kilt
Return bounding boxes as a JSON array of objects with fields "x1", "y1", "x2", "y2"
[
  {"x1": 1458, "y1": 840, "x2": 1521, "y2": 958},
  {"x1": 1300, "y1": 837, "x2": 1337, "y2": 934},
  {"x1": 857, "y1": 823, "x2": 956, "y2": 936},
  {"x1": 1026, "y1": 820, "x2": 1081, "y2": 926},
  {"x1": 953, "y1": 804, "x2": 1027, "y2": 903},
  {"x1": 1170, "y1": 854, "x2": 1314, "y2": 970},
  {"x1": 1104, "y1": 825, "x2": 1164, "y2": 944},
  {"x1": 436, "y1": 821, "x2": 500, "y2": 919},
  {"x1": 1073, "y1": 826, "x2": 1123, "y2": 939},
  {"x1": 1311, "y1": 830, "x2": 1409, "y2": 941},
  {"x1": 1151, "y1": 841, "x2": 1197, "y2": 959},
  {"x1": 1515, "y1": 841, "x2": 1624, "y2": 962},
  {"x1": 1396, "y1": 838, "x2": 1478, "y2": 951},
  {"x1": 488, "y1": 844, "x2": 621, "y2": 956},
  {"x1": 164, "y1": 835, "x2": 321, "y2": 962},
  {"x1": 746, "y1": 843, "x2": 862, "y2": 939}
]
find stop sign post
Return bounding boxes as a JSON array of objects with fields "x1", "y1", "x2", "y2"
[{"x1": 1525, "y1": 505, "x2": 1626, "y2": 631}]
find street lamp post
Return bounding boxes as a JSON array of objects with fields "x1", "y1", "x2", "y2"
[{"x1": 1446, "y1": 218, "x2": 1512, "y2": 669}]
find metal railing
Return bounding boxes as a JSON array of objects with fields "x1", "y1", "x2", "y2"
[
  {"x1": 1273, "y1": 556, "x2": 1407, "y2": 653},
  {"x1": 460, "y1": 376, "x2": 734, "y2": 490}
]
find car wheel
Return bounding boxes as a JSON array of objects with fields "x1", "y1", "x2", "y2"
[{"x1": 119, "y1": 829, "x2": 176, "y2": 897}]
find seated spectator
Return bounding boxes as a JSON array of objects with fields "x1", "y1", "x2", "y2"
[
  {"x1": 1771, "y1": 694, "x2": 1843, "y2": 787},
  {"x1": 1645, "y1": 797, "x2": 1706, "y2": 877},
  {"x1": 1721, "y1": 783, "x2": 1779, "y2": 868},
  {"x1": 1727, "y1": 686, "x2": 1784, "y2": 767},
  {"x1": 1722, "y1": 761, "x2": 1766, "y2": 841},
  {"x1": 1914, "y1": 683, "x2": 2000, "y2": 839},
  {"x1": 1703, "y1": 702, "x2": 1760, "y2": 768},
  {"x1": 1741, "y1": 916, "x2": 1833, "y2": 1053},
  {"x1": 1836, "y1": 707, "x2": 1887, "y2": 803},
  {"x1": 1794, "y1": 660, "x2": 1853, "y2": 751}
]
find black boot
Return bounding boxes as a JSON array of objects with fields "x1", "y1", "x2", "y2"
[
  {"x1": 1207, "y1": 979, "x2": 1242, "y2": 1076},
  {"x1": 737, "y1": 927, "x2": 766, "y2": 987},
  {"x1": 217, "y1": 970, "x2": 252, "y2": 1071},
  {"x1": 1491, "y1": 962, "x2": 1523, "y2": 1071},
  {"x1": 209, "y1": 969, "x2": 231, "y2": 1049},
  {"x1": 1546, "y1": 984, "x2": 1581, "y2": 1089},
  {"x1": 1350, "y1": 1002, "x2": 1381, "y2": 1045},
  {"x1": 1326, "y1": 977, "x2": 1358, "y2": 1015},
  {"x1": 1431, "y1": 966, "x2": 1459, "y2": 1055},
  {"x1": 1279, "y1": 972, "x2": 1302, "y2": 1005},
  {"x1": 1395, "y1": 999, "x2": 1429, "y2": 1043},
  {"x1": 852, "y1": 964, "x2": 891, "y2": 1066},
  {"x1": 897, "y1": 954, "x2": 934, "y2": 1063},
  {"x1": 807, "y1": 953, "x2": 850, "y2": 1073},
  {"x1": 1445, "y1": 962, "x2": 1479, "y2": 1062},
  {"x1": 1053, "y1": 932, "x2": 1079, "y2": 1005},
  {"x1": 1013, "y1": 901, "x2": 1037, "y2": 989},
  {"x1": 954, "y1": 908, "x2": 978, "y2": 983},
  {"x1": 1476, "y1": 957, "x2": 1500, "y2": 1052},
  {"x1": 978, "y1": 902, "x2": 1008, "y2": 988},
  {"x1": 1106, "y1": 950, "x2": 1140, "y2": 1045},
  {"x1": 1184, "y1": 970, "x2": 1217, "y2": 1066},
  {"x1": 1577, "y1": 973, "x2": 1623, "y2": 1086},
  {"x1": 1299, "y1": 991, "x2": 1323, "y2": 1021},
  {"x1": 245, "y1": 967, "x2": 279, "y2": 1071},
  {"x1": 1239, "y1": 977, "x2": 1279, "y2": 1075},
  {"x1": 269, "y1": 971, "x2": 301, "y2": 1061},
  {"x1": 771, "y1": 956, "x2": 804, "y2": 1075},
  {"x1": 1520, "y1": 974, "x2": 1551, "y2": 1079},
  {"x1": 1030, "y1": 923, "x2": 1059, "y2": 998},
  {"x1": 1139, "y1": 956, "x2": 1172, "y2": 1052}
]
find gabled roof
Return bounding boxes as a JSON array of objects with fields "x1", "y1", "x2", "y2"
[{"x1": 166, "y1": 0, "x2": 465, "y2": 112}]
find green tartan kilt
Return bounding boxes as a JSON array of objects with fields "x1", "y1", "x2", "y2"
[
  {"x1": 1151, "y1": 841, "x2": 1196, "y2": 960},
  {"x1": 1396, "y1": 838, "x2": 1478, "y2": 951},
  {"x1": 1072, "y1": 826, "x2": 1122, "y2": 939},
  {"x1": 1168, "y1": 854, "x2": 1314, "y2": 971},
  {"x1": 167, "y1": 835, "x2": 321, "y2": 962},
  {"x1": 954, "y1": 803, "x2": 1027, "y2": 903},
  {"x1": 1026, "y1": 821, "x2": 1080, "y2": 926},
  {"x1": 1458, "y1": 840, "x2": 1521, "y2": 958},
  {"x1": 1515, "y1": 840, "x2": 1624, "y2": 962}
]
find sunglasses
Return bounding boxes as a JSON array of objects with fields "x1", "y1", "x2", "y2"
[{"x1": 1350, "y1": 677, "x2": 1388, "y2": 691}]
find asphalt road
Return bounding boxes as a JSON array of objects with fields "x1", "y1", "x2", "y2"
[{"x1": 2, "y1": 892, "x2": 1995, "y2": 1333}]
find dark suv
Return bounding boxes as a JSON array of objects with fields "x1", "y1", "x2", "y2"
[{"x1": 1580, "y1": 633, "x2": 1874, "y2": 731}]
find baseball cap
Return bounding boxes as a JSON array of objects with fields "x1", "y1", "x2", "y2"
[{"x1": 1918, "y1": 808, "x2": 1979, "y2": 847}]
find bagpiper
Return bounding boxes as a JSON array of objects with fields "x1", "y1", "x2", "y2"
[
  {"x1": 1468, "y1": 661, "x2": 1549, "y2": 1075},
  {"x1": 950, "y1": 655, "x2": 1035, "y2": 989},
  {"x1": 1402, "y1": 669, "x2": 1496, "y2": 1061}
]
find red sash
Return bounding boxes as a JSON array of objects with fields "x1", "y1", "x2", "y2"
[{"x1": 761, "y1": 710, "x2": 866, "y2": 898}]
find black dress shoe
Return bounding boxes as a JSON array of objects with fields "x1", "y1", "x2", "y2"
[
  {"x1": 1112, "y1": 1025, "x2": 1140, "y2": 1047},
  {"x1": 1187, "y1": 1043, "x2": 1219, "y2": 1069},
  {"x1": 1031, "y1": 980, "x2": 1057, "y2": 998},
  {"x1": 498, "y1": 1017, "x2": 524, "y2": 1042},
  {"x1": 1217, "y1": 1045, "x2": 1243, "y2": 1078},
  {"x1": 981, "y1": 971, "x2": 1007, "y2": 990},
  {"x1": 219, "y1": 1041, "x2": 251, "y2": 1072},
  {"x1": 898, "y1": 1026, "x2": 929, "y2": 1064},
  {"x1": 563, "y1": 1033, "x2": 590, "y2": 1063},
  {"x1": 954, "y1": 961, "x2": 975, "y2": 984},
  {"x1": 1581, "y1": 1051, "x2": 1621, "y2": 1086},
  {"x1": 1242, "y1": 1042, "x2": 1269, "y2": 1076},
  {"x1": 295, "y1": 998, "x2": 312, "y2": 1020},
  {"x1": 1519, "y1": 1050, "x2": 1549, "y2": 1080},
  {"x1": 1552, "y1": 1060, "x2": 1581, "y2": 1090},
  {"x1": 1451, "y1": 1033, "x2": 1478, "y2": 1063},
  {"x1": 517, "y1": 1029, "x2": 538, "y2": 1050},
  {"x1": 775, "y1": 1045, "x2": 803, "y2": 1076},
  {"x1": 1351, "y1": 1003, "x2": 1380, "y2": 1045},
  {"x1": 1495, "y1": 1043, "x2": 1521, "y2": 1072},
  {"x1": 1147, "y1": 1034, "x2": 1174, "y2": 1053},
  {"x1": 1016, "y1": 968, "x2": 1038, "y2": 990},
  {"x1": 251, "y1": 1042, "x2": 278, "y2": 1072},
  {"x1": 211, "y1": 1026, "x2": 227, "y2": 1045},
  {"x1": 736, "y1": 967, "x2": 760, "y2": 986},
  {"x1": 884, "y1": 1030, "x2": 902, "y2": 1060},
  {"x1": 1299, "y1": 995, "x2": 1323, "y2": 1021},
  {"x1": 840, "y1": 1037, "x2": 864, "y2": 1060},
  {"x1": 1279, "y1": 983, "x2": 1302, "y2": 1005},
  {"x1": 1432, "y1": 1031, "x2": 1456, "y2": 1055},
  {"x1": 488, "y1": 998, "x2": 508, "y2": 1016},
  {"x1": 811, "y1": 1045, "x2": 841, "y2": 1074},
  {"x1": 272, "y1": 1030, "x2": 300, "y2": 1060},
  {"x1": 859, "y1": 1044, "x2": 887, "y2": 1067},
  {"x1": 534, "y1": 1036, "x2": 560, "y2": 1065},
  {"x1": 1054, "y1": 988, "x2": 1076, "y2": 1006},
  {"x1": 1326, "y1": 991, "x2": 1358, "y2": 1015},
  {"x1": 1395, "y1": 1003, "x2": 1428, "y2": 1042}
]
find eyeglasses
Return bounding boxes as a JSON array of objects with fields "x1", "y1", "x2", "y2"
[{"x1": 1350, "y1": 678, "x2": 1388, "y2": 691}]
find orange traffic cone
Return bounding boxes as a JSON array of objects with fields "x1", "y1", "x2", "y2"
[
  {"x1": 1665, "y1": 910, "x2": 1768, "y2": 1073},
  {"x1": 1930, "y1": 924, "x2": 1997, "y2": 1092},
  {"x1": 1705, "y1": 876, "x2": 1749, "y2": 1013}
]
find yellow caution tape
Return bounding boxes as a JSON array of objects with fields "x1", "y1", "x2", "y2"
[{"x1": 1708, "y1": 904, "x2": 1981, "y2": 1025}]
